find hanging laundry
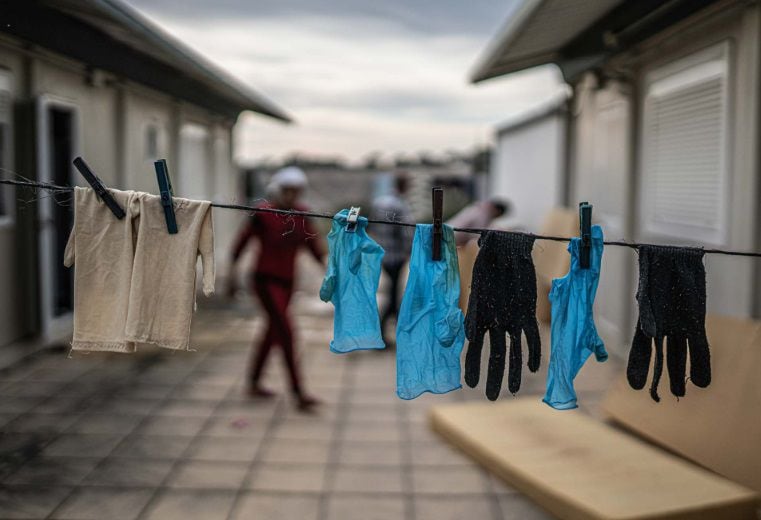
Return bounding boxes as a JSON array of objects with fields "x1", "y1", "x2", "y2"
[
  {"x1": 320, "y1": 209, "x2": 385, "y2": 353},
  {"x1": 543, "y1": 225, "x2": 607, "y2": 410},
  {"x1": 396, "y1": 224, "x2": 464, "y2": 399},
  {"x1": 464, "y1": 231, "x2": 541, "y2": 400},
  {"x1": 627, "y1": 245, "x2": 711, "y2": 401},
  {"x1": 64, "y1": 187, "x2": 138, "y2": 352},
  {"x1": 124, "y1": 193, "x2": 214, "y2": 351}
]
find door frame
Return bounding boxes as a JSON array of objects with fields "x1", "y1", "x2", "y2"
[{"x1": 36, "y1": 94, "x2": 80, "y2": 341}]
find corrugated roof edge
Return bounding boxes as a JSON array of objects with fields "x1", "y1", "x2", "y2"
[
  {"x1": 468, "y1": 0, "x2": 544, "y2": 84},
  {"x1": 93, "y1": 0, "x2": 293, "y2": 123}
]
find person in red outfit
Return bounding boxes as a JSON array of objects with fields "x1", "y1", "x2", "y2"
[{"x1": 229, "y1": 167, "x2": 325, "y2": 411}]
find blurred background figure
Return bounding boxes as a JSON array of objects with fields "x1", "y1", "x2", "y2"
[
  {"x1": 370, "y1": 173, "x2": 413, "y2": 346},
  {"x1": 448, "y1": 197, "x2": 511, "y2": 247},
  {"x1": 228, "y1": 166, "x2": 325, "y2": 411}
]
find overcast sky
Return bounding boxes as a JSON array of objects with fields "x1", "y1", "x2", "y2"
[{"x1": 126, "y1": 0, "x2": 565, "y2": 165}]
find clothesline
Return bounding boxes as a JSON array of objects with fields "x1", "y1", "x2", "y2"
[{"x1": 2, "y1": 177, "x2": 761, "y2": 258}]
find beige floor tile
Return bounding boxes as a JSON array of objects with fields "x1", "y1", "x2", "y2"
[
  {"x1": 270, "y1": 417, "x2": 336, "y2": 441},
  {"x1": 249, "y1": 463, "x2": 326, "y2": 492},
  {"x1": 341, "y1": 422, "x2": 402, "y2": 442},
  {"x1": 172, "y1": 382, "x2": 232, "y2": 403},
  {"x1": 167, "y1": 461, "x2": 248, "y2": 489},
  {"x1": 336, "y1": 441, "x2": 402, "y2": 466},
  {"x1": 488, "y1": 474, "x2": 517, "y2": 496},
  {"x1": 52, "y1": 488, "x2": 153, "y2": 520},
  {"x1": 498, "y1": 495, "x2": 554, "y2": 519},
  {"x1": 260, "y1": 438, "x2": 331, "y2": 464},
  {"x1": 325, "y1": 495, "x2": 406, "y2": 520},
  {"x1": 331, "y1": 466, "x2": 403, "y2": 493},
  {"x1": 279, "y1": 403, "x2": 340, "y2": 421},
  {"x1": 138, "y1": 415, "x2": 207, "y2": 436},
  {"x1": 111, "y1": 434, "x2": 194, "y2": 460},
  {"x1": 43, "y1": 434, "x2": 124, "y2": 458},
  {"x1": 66, "y1": 414, "x2": 143, "y2": 435},
  {"x1": 143, "y1": 490, "x2": 236, "y2": 520},
  {"x1": 413, "y1": 466, "x2": 490, "y2": 494},
  {"x1": 410, "y1": 442, "x2": 476, "y2": 466},
  {"x1": 415, "y1": 496, "x2": 496, "y2": 520},
  {"x1": 83, "y1": 458, "x2": 173, "y2": 487},
  {"x1": 188, "y1": 435, "x2": 262, "y2": 462},
  {"x1": 203, "y1": 416, "x2": 269, "y2": 438},
  {"x1": 5, "y1": 457, "x2": 99, "y2": 486},
  {"x1": 0, "y1": 487, "x2": 71, "y2": 519},
  {"x1": 231, "y1": 493, "x2": 319, "y2": 520},
  {"x1": 157, "y1": 399, "x2": 218, "y2": 417},
  {"x1": 408, "y1": 423, "x2": 442, "y2": 443}
]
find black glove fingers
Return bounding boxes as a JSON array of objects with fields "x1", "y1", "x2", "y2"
[
  {"x1": 523, "y1": 319, "x2": 541, "y2": 373},
  {"x1": 649, "y1": 336, "x2": 665, "y2": 402},
  {"x1": 507, "y1": 329, "x2": 522, "y2": 395},
  {"x1": 464, "y1": 231, "x2": 540, "y2": 399},
  {"x1": 464, "y1": 328, "x2": 486, "y2": 389},
  {"x1": 485, "y1": 328, "x2": 507, "y2": 401},
  {"x1": 666, "y1": 335, "x2": 687, "y2": 397},
  {"x1": 627, "y1": 326, "x2": 652, "y2": 391},
  {"x1": 688, "y1": 333, "x2": 711, "y2": 388},
  {"x1": 632, "y1": 246, "x2": 711, "y2": 401},
  {"x1": 636, "y1": 249, "x2": 658, "y2": 338}
]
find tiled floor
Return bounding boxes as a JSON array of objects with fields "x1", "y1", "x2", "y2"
[{"x1": 0, "y1": 281, "x2": 621, "y2": 519}]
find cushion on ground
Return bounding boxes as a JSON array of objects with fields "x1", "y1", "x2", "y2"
[{"x1": 430, "y1": 399, "x2": 759, "y2": 520}]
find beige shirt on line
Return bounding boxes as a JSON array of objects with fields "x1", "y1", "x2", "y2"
[{"x1": 64, "y1": 187, "x2": 215, "y2": 353}]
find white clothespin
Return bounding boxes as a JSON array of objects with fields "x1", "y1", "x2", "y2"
[{"x1": 346, "y1": 206, "x2": 361, "y2": 233}]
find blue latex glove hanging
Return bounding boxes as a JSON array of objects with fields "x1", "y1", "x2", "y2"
[
  {"x1": 320, "y1": 209, "x2": 386, "y2": 353},
  {"x1": 396, "y1": 224, "x2": 464, "y2": 400},
  {"x1": 543, "y1": 224, "x2": 607, "y2": 410}
]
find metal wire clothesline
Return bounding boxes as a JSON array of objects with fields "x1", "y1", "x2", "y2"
[{"x1": 1, "y1": 178, "x2": 760, "y2": 258}]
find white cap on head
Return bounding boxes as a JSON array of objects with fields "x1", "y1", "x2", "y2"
[{"x1": 272, "y1": 166, "x2": 308, "y2": 189}]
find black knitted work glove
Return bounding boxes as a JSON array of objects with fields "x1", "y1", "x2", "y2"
[
  {"x1": 627, "y1": 245, "x2": 711, "y2": 401},
  {"x1": 464, "y1": 231, "x2": 541, "y2": 400}
]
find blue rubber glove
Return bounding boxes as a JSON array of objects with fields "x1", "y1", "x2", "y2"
[
  {"x1": 320, "y1": 209, "x2": 386, "y2": 353},
  {"x1": 543, "y1": 225, "x2": 607, "y2": 410},
  {"x1": 396, "y1": 224, "x2": 464, "y2": 399}
]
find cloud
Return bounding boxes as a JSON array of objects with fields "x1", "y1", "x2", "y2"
[
  {"x1": 126, "y1": 1, "x2": 566, "y2": 162},
  {"x1": 129, "y1": 0, "x2": 517, "y2": 36}
]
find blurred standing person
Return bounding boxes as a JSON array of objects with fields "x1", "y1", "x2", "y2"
[
  {"x1": 229, "y1": 167, "x2": 324, "y2": 411},
  {"x1": 448, "y1": 198, "x2": 510, "y2": 247},
  {"x1": 371, "y1": 173, "x2": 413, "y2": 345}
]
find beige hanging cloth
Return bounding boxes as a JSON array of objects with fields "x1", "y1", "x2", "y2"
[
  {"x1": 64, "y1": 186, "x2": 138, "y2": 352},
  {"x1": 125, "y1": 193, "x2": 214, "y2": 351}
]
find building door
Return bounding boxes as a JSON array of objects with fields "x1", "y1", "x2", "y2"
[
  {"x1": 0, "y1": 70, "x2": 20, "y2": 347},
  {"x1": 37, "y1": 98, "x2": 78, "y2": 340}
]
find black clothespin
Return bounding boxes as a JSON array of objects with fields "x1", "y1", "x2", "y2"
[
  {"x1": 579, "y1": 201, "x2": 592, "y2": 269},
  {"x1": 432, "y1": 187, "x2": 443, "y2": 261},
  {"x1": 346, "y1": 206, "x2": 361, "y2": 233},
  {"x1": 154, "y1": 159, "x2": 178, "y2": 234},
  {"x1": 72, "y1": 157, "x2": 126, "y2": 219}
]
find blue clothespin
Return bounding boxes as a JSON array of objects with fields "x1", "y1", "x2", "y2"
[
  {"x1": 432, "y1": 187, "x2": 443, "y2": 260},
  {"x1": 154, "y1": 159, "x2": 177, "y2": 234},
  {"x1": 579, "y1": 202, "x2": 592, "y2": 269},
  {"x1": 73, "y1": 157, "x2": 126, "y2": 219},
  {"x1": 346, "y1": 206, "x2": 361, "y2": 233}
]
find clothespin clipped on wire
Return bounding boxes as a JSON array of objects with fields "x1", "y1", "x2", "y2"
[
  {"x1": 432, "y1": 187, "x2": 444, "y2": 261},
  {"x1": 72, "y1": 157, "x2": 126, "y2": 219},
  {"x1": 346, "y1": 206, "x2": 361, "y2": 233},
  {"x1": 154, "y1": 159, "x2": 178, "y2": 234},
  {"x1": 579, "y1": 201, "x2": 592, "y2": 269}
]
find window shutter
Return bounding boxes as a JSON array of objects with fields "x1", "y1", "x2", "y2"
[{"x1": 641, "y1": 43, "x2": 729, "y2": 244}]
